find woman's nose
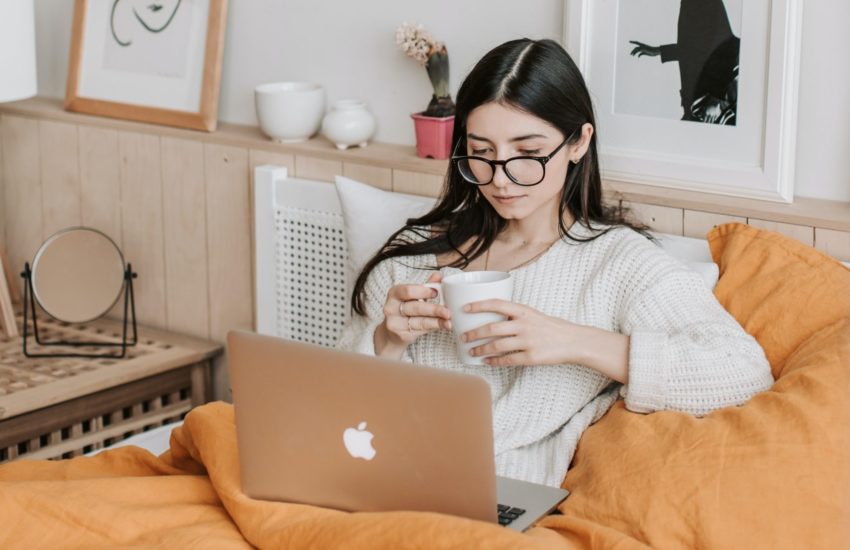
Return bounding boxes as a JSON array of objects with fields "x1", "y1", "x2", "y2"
[{"x1": 491, "y1": 163, "x2": 512, "y2": 188}]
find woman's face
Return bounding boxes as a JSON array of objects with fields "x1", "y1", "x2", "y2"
[{"x1": 463, "y1": 101, "x2": 583, "y2": 223}]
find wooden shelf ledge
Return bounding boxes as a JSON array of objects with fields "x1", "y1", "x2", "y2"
[{"x1": 1, "y1": 97, "x2": 848, "y2": 231}]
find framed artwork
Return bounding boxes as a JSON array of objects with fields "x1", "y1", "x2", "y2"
[
  {"x1": 564, "y1": 0, "x2": 802, "y2": 202},
  {"x1": 0, "y1": 245, "x2": 17, "y2": 338},
  {"x1": 66, "y1": 0, "x2": 228, "y2": 132}
]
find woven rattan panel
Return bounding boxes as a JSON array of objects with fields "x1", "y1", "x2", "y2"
[
  {"x1": 0, "y1": 310, "x2": 217, "y2": 420},
  {"x1": 0, "y1": 316, "x2": 166, "y2": 399},
  {"x1": 275, "y1": 205, "x2": 351, "y2": 347}
]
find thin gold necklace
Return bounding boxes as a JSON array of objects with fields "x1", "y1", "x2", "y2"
[{"x1": 484, "y1": 237, "x2": 560, "y2": 271}]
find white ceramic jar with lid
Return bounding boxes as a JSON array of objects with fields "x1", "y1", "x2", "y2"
[{"x1": 321, "y1": 99, "x2": 377, "y2": 150}]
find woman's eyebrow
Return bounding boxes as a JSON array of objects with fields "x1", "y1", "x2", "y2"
[{"x1": 467, "y1": 133, "x2": 548, "y2": 143}]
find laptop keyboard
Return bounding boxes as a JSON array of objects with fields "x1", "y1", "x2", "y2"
[{"x1": 497, "y1": 504, "x2": 526, "y2": 526}]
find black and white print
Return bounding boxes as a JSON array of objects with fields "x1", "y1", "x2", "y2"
[{"x1": 616, "y1": 0, "x2": 741, "y2": 125}]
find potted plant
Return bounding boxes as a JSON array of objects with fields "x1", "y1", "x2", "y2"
[{"x1": 396, "y1": 22, "x2": 455, "y2": 159}]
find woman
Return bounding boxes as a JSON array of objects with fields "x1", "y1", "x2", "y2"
[{"x1": 336, "y1": 38, "x2": 773, "y2": 487}]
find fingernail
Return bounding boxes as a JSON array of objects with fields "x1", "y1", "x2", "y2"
[
  {"x1": 445, "y1": 321, "x2": 452, "y2": 330},
  {"x1": 461, "y1": 334, "x2": 467, "y2": 342},
  {"x1": 463, "y1": 305, "x2": 471, "y2": 312}
]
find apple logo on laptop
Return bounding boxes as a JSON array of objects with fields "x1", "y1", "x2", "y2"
[{"x1": 343, "y1": 421, "x2": 376, "y2": 460}]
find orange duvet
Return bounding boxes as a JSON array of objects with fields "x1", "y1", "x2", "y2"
[{"x1": 1, "y1": 223, "x2": 847, "y2": 549}]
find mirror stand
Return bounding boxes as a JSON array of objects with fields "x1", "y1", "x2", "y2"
[{"x1": 20, "y1": 262, "x2": 139, "y2": 358}]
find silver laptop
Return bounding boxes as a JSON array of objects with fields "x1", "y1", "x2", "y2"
[{"x1": 227, "y1": 329, "x2": 568, "y2": 532}]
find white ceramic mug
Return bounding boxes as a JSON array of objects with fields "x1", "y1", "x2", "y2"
[{"x1": 424, "y1": 271, "x2": 513, "y2": 365}]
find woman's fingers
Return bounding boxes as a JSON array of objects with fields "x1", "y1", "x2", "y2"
[
  {"x1": 387, "y1": 315, "x2": 450, "y2": 334},
  {"x1": 382, "y1": 272, "x2": 450, "y2": 342},
  {"x1": 462, "y1": 320, "x2": 515, "y2": 343},
  {"x1": 391, "y1": 284, "x2": 438, "y2": 302},
  {"x1": 463, "y1": 299, "x2": 526, "y2": 318},
  {"x1": 483, "y1": 351, "x2": 529, "y2": 367},
  {"x1": 469, "y1": 336, "x2": 522, "y2": 358},
  {"x1": 401, "y1": 300, "x2": 451, "y2": 319},
  {"x1": 410, "y1": 316, "x2": 448, "y2": 333}
]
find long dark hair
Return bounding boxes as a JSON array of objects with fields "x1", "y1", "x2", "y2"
[{"x1": 352, "y1": 38, "x2": 652, "y2": 315}]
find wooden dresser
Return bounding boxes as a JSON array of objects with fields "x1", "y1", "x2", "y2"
[{"x1": 0, "y1": 310, "x2": 222, "y2": 462}]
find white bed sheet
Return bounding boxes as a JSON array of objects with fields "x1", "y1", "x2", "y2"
[{"x1": 86, "y1": 421, "x2": 182, "y2": 457}]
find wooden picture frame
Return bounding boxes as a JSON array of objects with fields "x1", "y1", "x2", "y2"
[
  {"x1": 0, "y1": 245, "x2": 17, "y2": 338},
  {"x1": 65, "y1": 0, "x2": 228, "y2": 132}
]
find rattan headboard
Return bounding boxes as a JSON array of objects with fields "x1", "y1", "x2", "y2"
[{"x1": 254, "y1": 165, "x2": 352, "y2": 348}]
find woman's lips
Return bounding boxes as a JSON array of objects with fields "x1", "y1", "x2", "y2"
[{"x1": 493, "y1": 195, "x2": 525, "y2": 204}]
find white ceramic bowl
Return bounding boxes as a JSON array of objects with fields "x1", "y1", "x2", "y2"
[{"x1": 255, "y1": 82, "x2": 325, "y2": 143}]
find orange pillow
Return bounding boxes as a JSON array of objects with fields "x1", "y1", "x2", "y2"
[{"x1": 548, "y1": 223, "x2": 850, "y2": 548}]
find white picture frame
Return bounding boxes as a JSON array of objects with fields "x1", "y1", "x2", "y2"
[{"x1": 564, "y1": 0, "x2": 802, "y2": 202}]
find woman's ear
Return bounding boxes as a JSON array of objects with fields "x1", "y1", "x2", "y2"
[{"x1": 570, "y1": 122, "x2": 594, "y2": 163}]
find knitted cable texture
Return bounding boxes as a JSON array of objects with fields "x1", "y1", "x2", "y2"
[{"x1": 336, "y1": 222, "x2": 774, "y2": 487}]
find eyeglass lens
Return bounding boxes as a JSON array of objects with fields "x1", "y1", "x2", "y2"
[{"x1": 456, "y1": 157, "x2": 545, "y2": 186}]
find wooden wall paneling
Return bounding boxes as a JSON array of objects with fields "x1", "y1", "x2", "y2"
[
  {"x1": 747, "y1": 218, "x2": 814, "y2": 247},
  {"x1": 392, "y1": 170, "x2": 444, "y2": 197},
  {"x1": 207, "y1": 144, "x2": 252, "y2": 402},
  {"x1": 0, "y1": 116, "x2": 5, "y2": 249},
  {"x1": 814, "y1": 228, "x2": 850, "y2": 263},
  {"x1": 342, "y1": 162, "x2": 392, "y2": 191},
  {"x1": 79, "y1": 125, "x2": 123, "y2": 246},
  {"x1": 622, "y1": 201, "x2": 684, "y2": 235},
  {"x1": 0, "y1": 115, "x2": 43, "y2": 298},
  {"x1": 118, "y1": 131, "x2": 167, "y2": 328},
  {"x1": 683, "y1": 210, "x2": 746, "y2": 239},
  {"x1": 161, "y1": 137, "x2": 210, "y2": 339},
  {"x1": 205, "y1": 143, "x2": 252, "y2": 342},
  {"x1": 39, "y1": 120, "x2": 81, "y2": 237},
  {"x1": 294, "y1": 155, "x2": 342, "y2": 181},
  {"x1": 0, "y1": 117, "x2": 13, "y2": 308}
]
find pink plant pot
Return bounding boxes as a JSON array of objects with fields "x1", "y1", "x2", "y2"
[{"x1": 410, "y1": 112, "x2": 455, "y2": 160}]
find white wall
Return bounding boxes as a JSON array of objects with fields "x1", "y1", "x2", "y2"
[{"x1": 33, "y1": 0, "x2": 849, "y2": 202}]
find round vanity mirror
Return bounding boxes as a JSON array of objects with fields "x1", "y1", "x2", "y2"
[{"x1": 31, "y1": 227, "x2": 126, "y2": 324}]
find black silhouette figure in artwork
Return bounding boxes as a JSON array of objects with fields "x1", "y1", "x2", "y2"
[
  {"x1": 111, "y1": 0, "x2": 184, "y2": 47},
  {"x1": 629, "y1": 0, "x2": 740, "y2": 125}
]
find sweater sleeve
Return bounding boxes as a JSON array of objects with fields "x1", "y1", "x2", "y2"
[
  {"x1": 335, "y1": 259, "x2": 413, "y2": 362},
  {"x1": 618, "y1": 266, "x2": 774, "y2": 417}
]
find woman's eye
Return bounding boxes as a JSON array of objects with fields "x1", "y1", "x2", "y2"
[
  {"x1": 471, "y1": 148, "x2": 490, "y2": 155},
  {"x1": 519, "y1": 149, "x2": 541, "y2": 155}
]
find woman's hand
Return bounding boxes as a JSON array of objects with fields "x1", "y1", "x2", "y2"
[
  {"x1": 461, "y1": 299, "x2": 584, "y2": 366},
  {"x1": 375, "y1": 272, "x2": 452, "y2": 356},
  {"x1": 628, "y1": 41, "x2": 661, "y2": 58},
  {"x1": 462, "y1": 299, "x2": 631, "y2": 382}
]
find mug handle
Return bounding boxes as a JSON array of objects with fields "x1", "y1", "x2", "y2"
[{"x1": 422, "y1": 282, "x2": 444, "y2": 305}]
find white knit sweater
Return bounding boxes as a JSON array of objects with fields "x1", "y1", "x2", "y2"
[{"x1": 335, "y1": 222, "x2": 774, "y2": 487}]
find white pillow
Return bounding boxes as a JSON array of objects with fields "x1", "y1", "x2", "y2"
[
  {"x1": 333, "y1": 176, "x2": 720, "y2": 289},
  {"x1": 650, "y1": 232, "x2": 720, "y2": 290},
  {"x1": 334, "y1": 175, "x2": 434, "y2": 274}
]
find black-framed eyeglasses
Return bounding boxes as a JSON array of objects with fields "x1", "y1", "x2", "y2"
[{"x1": 451, "y1": 128, "x2": 579, "y2": 187}]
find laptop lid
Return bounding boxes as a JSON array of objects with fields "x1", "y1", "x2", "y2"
[{"x1": 227, "y1": 329, "x2": 498, "y2": 523}]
